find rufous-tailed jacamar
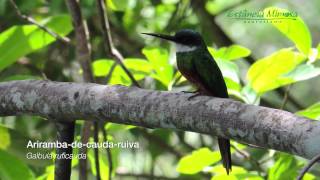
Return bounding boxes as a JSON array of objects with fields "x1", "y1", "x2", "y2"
[{"x1": 143, "y1": 29, "x2": 232, "y2": 174}]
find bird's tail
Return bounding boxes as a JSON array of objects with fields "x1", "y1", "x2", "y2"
[{"x1": 218, "y1": 137, "x2": 232, "y2": 175}]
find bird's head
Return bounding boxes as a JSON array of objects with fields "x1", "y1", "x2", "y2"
[{"x1": 142, "y1": 29, "x2": 205, "y2": 52}]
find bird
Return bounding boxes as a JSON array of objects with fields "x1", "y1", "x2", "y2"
[{"x1": 142, "y1": 29, "x2": 232, "y2": 174}]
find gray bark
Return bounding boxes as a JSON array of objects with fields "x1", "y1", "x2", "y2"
[{"x1": 0, "y1": 80, "x2": 319, "y2": 159}]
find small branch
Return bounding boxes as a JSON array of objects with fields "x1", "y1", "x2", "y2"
[
  {"x1": 96, "y1": 0, "x2": 140, "y2": 87},
  {"x1": 1, "y1": 80, "x2": 320, "y2": 160},
  {"x1": 93, "y1": 123, "x2": 101, "y2": 180},
  {"x1": 9, "y1": 0, "x2": 71, "y2": 44},
  {"x1": 280, "y1": 84, "x2": 292, "y2": 110},
  {"x1": 54, "y1": 121, "x2": 75, "y2": 180},
  {"x1": 101, "y1": 124, "x2": 113, "y2": 180},
  {"x1": 297, "y1": 153, "x2": 320, "y2": 180},
  {"x1": 230, "y1": 144, "x2": 263, "y2": 173}
]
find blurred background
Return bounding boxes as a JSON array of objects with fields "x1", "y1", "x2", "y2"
[{"x1": 0, "y1": 0, "x2": 320, "y2": 179}]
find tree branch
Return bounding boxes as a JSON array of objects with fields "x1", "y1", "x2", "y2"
[
  {"x1": 54, "y1": 121, "x2": 75, "y2": 180},
  {"x1": 1, "y1": 80, "x2": 320, "y2": 160},
  {"x1": 65, "y1": 0, "x2": 97, "y2": 179},
  {"x1": 9, "y1": 0, "x2": 71, "y2": 44}
]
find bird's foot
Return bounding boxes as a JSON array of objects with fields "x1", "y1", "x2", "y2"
[
  {"x1": 182, "y1": 89, "x2": 199, "y2": 94},
  {"x1": 187, "y1": 92, "x2": 202, "y2": 100}
]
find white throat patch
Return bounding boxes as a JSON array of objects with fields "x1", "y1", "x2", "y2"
[{"x1": 175, "y1": 43, "x2": 197, "y2": 53}]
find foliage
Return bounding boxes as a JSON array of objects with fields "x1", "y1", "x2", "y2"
[{"x1": 0, "y1": 0, "x2": 320, "y2": 179}]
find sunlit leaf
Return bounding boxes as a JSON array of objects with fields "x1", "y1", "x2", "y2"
[
  {"x1": 142, "y1": 47, "x2": 173, "y2": 87},
  {"x1": 210, "y1": 165, "x2": 263, "y2": 180},
  {"x1": 296, "y1": 102, "x2": 320, "y2": 120},
  {"x1": 208, "y1": 45, "x2": 251, "y2": 61},
  {"x1": 177, "y1": 148, "x2": 220, "y2": 174},
  {"x1": 0, "y1": 15, "x2": 72, "y2": 71},
  {"x1": 224, "y1": 77, "x2": 241, "y2": 92},
  {"x1": 0, "y1": 149, "x2": 35, "y2": 180},
  {"x1": 263, "y1": 7, "x2": 311, "y2": 55},
  {"x1": 216, "y1": 59, "x2": 239, "y2": 83},
  {"x1": 241, "y1": 84, "x2": 259, "y2": 105},
  {"x1": 92, "y1": 59, "x2": 115, "y2": 77},
  {"x1": 0, "y1": 126, "x2": 10, "y2": 149},
  {"x1": 308, "y1": 48, "x2": 318, "y2": 64},
  {"x1": 283, "y1": 64, "x2": 320, "y2": 81},
  {"x1": 268, "y1": 154, "x2": 300, "y2": 180},
  {"x1": 107, "y1": 0, "x2": 128, "y2": 11},
  {"x1": 247, "y1": 48, "x2": 305, "y2": 93},
  {"x1": 317, "y1": 43, "x2": 320, "y2": 59},
  {"x1": 93, "y1": 58, "x2": 152, "y2": 85}
]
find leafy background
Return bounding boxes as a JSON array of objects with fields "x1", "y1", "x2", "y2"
[{"x1": 0, "y1": 0, "x2": 320, "y2": 179}]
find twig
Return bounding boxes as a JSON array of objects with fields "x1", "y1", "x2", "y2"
[
  {"x1": 230, "y1": 144, "x2": 263, "y2": 174},
  {"x1": 280, "y1": 84, "x2": 292, "y2": 110},
  {"x1": 297, "y1": 153, "x2": 320, "y2": 180},
  {"x1": 104, "y1": 63, "x2": 117, "y2": 84},
  {"x1": 9, "y1": 0, "x2": 71, "y2": 44},
  {"x1": 96, "y1": 0, "x2": 140, "y2": 87},
  {"x1": 101, "y1": 123, "x2": 113, "y2": 180},
  {"x1": 93, "y1": 123, "x2": 101, "y2": 180}
]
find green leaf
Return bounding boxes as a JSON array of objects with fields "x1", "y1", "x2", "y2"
[
  {"x1": 296, "y1": 102, "x2": 320, "y2": 120},
  {"x1": 241, "y1": 84, "x2": 260, "y2": 105},
  {"x1": 0, "y1": 15, "x2": 73, "y2": 71},
  {"x1": 210, "y1": 165, "x2": 263, "y2": 180},
  {"x1": 263, "y1": 7, "x2": 311, "y2": 55},
  {"x1": 268, "y1": 154, "x2": 300, "y2": 180},
  {"x1": 92, "y1": 59, "x2": 115, "y2": 77},
  {"x1": 107, "y1": 0, "x2": 128, "y2": 11},
  {"x1": 317, "y1": 43, "x2": 320, "y2": 59},
  {"x1": 110, "y1": 58, "x2": 152, "y2": 85},
  {"x1": 0, "y1": 149, "x2": 35, "y2": 180},
  {"x1": 224, "y1": 77, "x2": 241, "y2": 92},
  {"x1": 89, "y1": 149, "x2": 110, "y2": 180},
  {"x1": 142, "y1": 47, "x2": 173, "y2": 87},
  {"x1": 216, "y1": 59, "x2": 239, "y2": 83},
  {"x1": 92, "y1": 58, "x2": 152, "y2": 85},
  {"x1": 176, "y1": 148, "x2": 220, "y2": 174},
  {"x1": 247, "y1": 48, "x2": 305, "y2": 93},
  {"x1": 0, "y1": 126, "x2": 10, "y2": 149},
  {"x1": 208, "y1": 45, "x2": 251, "y2": 61},
  {"x1": 283, "y1": 64, "x2": 320, "y2": 81}
]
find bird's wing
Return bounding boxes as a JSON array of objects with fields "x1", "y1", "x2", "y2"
[
  {"x1": 193, "y1": 52, "x2": 228, "y2": 98},
  {"x1": 193, "y1": 51, "x2": 232, "y2": 174}
]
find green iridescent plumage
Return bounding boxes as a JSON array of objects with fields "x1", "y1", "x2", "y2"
[{"x1": 143, "y1": 29, "x2": 232, "y2": 174}]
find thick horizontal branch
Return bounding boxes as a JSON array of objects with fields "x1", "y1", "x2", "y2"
[{"x1": 0, "y1": 80, "x2": 319, "y2": 159}]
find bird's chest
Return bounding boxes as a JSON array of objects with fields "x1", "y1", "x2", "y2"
[
  {"x1": 176, "y1": 53, "x2": 206, "y2": 89},
  {"x1": 176, "y1": 53, "x2": 194, "y2": 73}
]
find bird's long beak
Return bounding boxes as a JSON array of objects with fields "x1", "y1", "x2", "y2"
[{"x1": 141, "y1": 33, "x2": 176, "y2": 42}]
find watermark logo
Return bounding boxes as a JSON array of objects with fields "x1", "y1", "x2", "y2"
[{"x1": 226, "y1": 9, "x2": 298, "y2": 23}]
